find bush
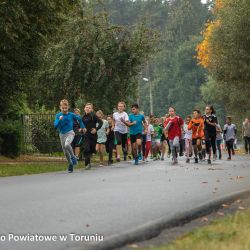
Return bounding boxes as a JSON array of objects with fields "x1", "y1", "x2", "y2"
[
  {"x1": 0, "y1": 121, "x2": 22, "y2": 158},
  {"x1": 31, "y1": 116, "x2": 61, "y2": 153}
]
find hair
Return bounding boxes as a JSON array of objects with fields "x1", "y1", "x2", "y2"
[
  {"x1": 206, "y1": 105, "x2": 216, "y2": 114},
  {"x1": 131, "y1": 103, "x2": 139, "y2": 109},
  {"x1": 193, "y1": 109, "x2": 201, "y2": 114},
  {"x1": 96, "y1": 110, "x2": 104, "y2": 117},
  {"x1": 169, "y1": 106, "x2": 176, "y2": 111},
  {"x1": 85, "y1": 102, "x2": 93, "y2": 108},
  {"x1": 74, "y1": 108, "x2": 80, "y2": 113},
  {"x1": 117, "y1": 101, "x2": 126, "y2": 108},
  {"x1": 226, "y1": 116, "x2": 232, "y2": 122},
  {"x1": 60, "y1": 99, "x2": 69, "y2": 106},
  {"x1": 186, "y1": 115, "x2": 192, "y2": 119},
  {"x1": 107, "y1": 115, "x2": 113, "y2": 119}
]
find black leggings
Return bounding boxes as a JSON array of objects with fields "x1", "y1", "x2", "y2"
[
  {"x1": 205, "y1": 135, "x2": 216, "y2": 155},
  {"x1": 83, "y1": 134, "x2": 97, "y2": 166},
  {"x1": 106, "y1": 139, "x2": 115, "y2": 161},
  {"x1": 114, "y1": 132, "x2": 127, "y2": 156},
  {"x1": 142, "y1": 134, "x2": 147, "y2": 157},
  {"x1": 226, "y1": 139, "x2": 235, "y2": 158},
  {"x1": 244, "y1": 136, "x2": 250, "y2": 153}
]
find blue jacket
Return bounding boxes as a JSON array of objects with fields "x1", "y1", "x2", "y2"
[{"x1": 54, "y1": 112, "x2": 85, "y2": 134}]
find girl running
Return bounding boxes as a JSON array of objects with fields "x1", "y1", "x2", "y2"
[
  {"x1": 96, "y1": 110, "x2": 109, "y2": 167},
  {"x1": 145, "y1": 116, "x2": 154, "y2": 162},
  {"x1": 152, "y1": 118, "x2": 162, "y2": 160},
  {"x1": 183, "y1": 115, "x2": 192, "y2": 163},
  {"x1": 216, "y1": 123, "x2": 223, "y2": 160},
  {"x1": 164, "y1": 107, "x2": 184, "y2": 165},
  {"x1": 224, "y1": 116, "x2": 237, "y2": 160}
]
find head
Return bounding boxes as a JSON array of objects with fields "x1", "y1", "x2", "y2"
[
  {"x1": 74, "y1": 108, "x2": 80, "y2": 116},
  {"x1": 131, "y1": 104, "x2": 139, "y2": 115},
  {"x1": 193, "y1": 109, "x2": 201, "y2": 119},
  {"x1": 168, "y1": 107, "x2": 176, "y2": 117},
  {"x1": 60, "y1": 99, "x2": 69, "y2": 114},
  {"x1": 244, "y1": 118, "x2": 249, "y2": 124},
  {"x1": 96, "y1": 110, "x2": 104, "y2": 119},
  {"x1": 154, "y1": 118, "x2": 159, "y2": 125},
  {"x1": 84, "y1": 103, "x2": 93, "y2": 114},
  {"x1": 186, "y1": 115, "x2": 192, "y2": 124},
  {"x1": 205, "y1": 105, "x2": 216, "y2": 115},
  {"x1": 117, "y1": 101, "x2": 126, "y2": 113},
  {"x1": 107, "y1": 115, "x2": 113, "y2": 125},
  {"x1": 226, "y1": 116, "x2": 232, "y2": 124},
  {"x1": 149, "y1": 114, "x2": 155, "y2": 124}
]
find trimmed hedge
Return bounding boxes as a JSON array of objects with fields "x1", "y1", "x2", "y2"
[{"x1": 0, "y1": 121, "x2": 22, "y2": 158}]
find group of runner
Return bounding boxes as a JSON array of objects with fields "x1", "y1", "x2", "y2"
[{"x1": 54, "y1": 99, "x2": 243, "y2": 173}]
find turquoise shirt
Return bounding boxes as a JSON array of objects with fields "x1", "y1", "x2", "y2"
[
  {"x1": 54, "y1": 112, "x2": 85, "y2": 134},
  {"x1": 129, "y1": 113, "x2": 145, "y2": 135}
]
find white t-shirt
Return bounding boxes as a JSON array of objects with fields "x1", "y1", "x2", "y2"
[
  {"x1": 113, "y1": 111, "x2": 129, "y2": 134},
  {"x1": 183, "y1": 123, "x2": 192, "y2": 140},
  {"x1": 146, "y1": 124, "x2": 154, "y2": 141}
]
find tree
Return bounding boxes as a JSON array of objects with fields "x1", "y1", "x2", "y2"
[
  {"x1": 36, "y1": 5, "x2": 157, "y2": 113},
  {"x1": 197, "y1": 0, "x2": 250, "y2": 121},
  {"x1": 0, "y1": 0, "x2": 73, "y2": 118}
]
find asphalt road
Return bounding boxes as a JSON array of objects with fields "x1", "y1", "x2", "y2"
[{"x1": 0, "y1": 155, "x2": 249, "y2": 250}]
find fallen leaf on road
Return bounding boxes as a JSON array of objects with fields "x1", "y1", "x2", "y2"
[
  {"x1": 238, "y1": 206, "x2": 245, "y2": 210},
  {"x1": 236, "y1": 176, "x2": 244, "y2": 179},
  {"x1": 216, "y1": 179, "x2": 220, "y2": 182},
  {"x1": 201, "y1": 217, "x2": 208, "y2": 222},
  {"x1": 213, "y1": 191, "x2": 217, "y2": 194},
  {"x1": 235, "y1": 199, "x2": 242, "y2": 204},
  {"x1": 202, "y1": 182, "x2": 208, "y2": 184},
  {"x1": 222, "y1": 204, "x2": 230, "y2": 208},
  {"x1": 86, "y1": 224, "x2": 90, "y2": 227},
  {"x1": 214, "y1": 187, "x2": 218, "y2": 190},
  {"x1": 128, "y1": 244, "x2": 139, "y2": 249},
  {"x1": 217, "y1": 212, "x2": 224, "y2": 216}
]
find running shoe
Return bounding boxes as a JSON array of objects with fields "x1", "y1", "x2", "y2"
[
  {"x1": 68, "y1": 164, "x2": 73, "y2": 173},
  {"x1": 161, "y1": 157, "x2": 164, "y2": 161},
  {"x1": 186, "y1": 158, "x2": 190, "y2": 163},
  {"x1": 213, "y1": 154, "x2": 216, "y2": 161},
  {"x1": 198, "y1": 152, "x2": 203, "y2": 160},
  {"x1": 138, "y1": 153, "x2": 142, "y2": 161},
  {"x1": 195, "y1": 158, "x2": 198, "y2": 164},
  {"x1": 207, "y1": 159, "x2": 212, "y2": 164},
  {"x1": 134, "y1": 157, "x2": 139, "y2": 165},
  {"x1": 85, "y1": 164, "x2": 91, "y2": 170},
  {"x1": 71, "y1": 156, "x2": 78, "y2": 165}
]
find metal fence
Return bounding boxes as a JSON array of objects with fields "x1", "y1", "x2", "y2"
[{"x1": 21, "y1": 114, "x2": 61, "y2": 154}]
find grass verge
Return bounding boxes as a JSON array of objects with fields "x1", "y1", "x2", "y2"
[{"x1": 145, "y1": 209, "x2": 250, "y2": 250}]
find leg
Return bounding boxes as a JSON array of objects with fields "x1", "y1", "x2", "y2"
[
  {"x1": 244, "y1": 136, "x2": 248, "y2": 153},
  {"x1": 145, "y1": 141, "x2": 151, "y2": 159},
  {"x1": 115, "y1": 132, "x2": 122, "y2": 161},
  {"x1": 64, "y1": 132, "x2": 75, "y2": 162},
  {"x1": 247, "y1": 137, "x2": 250, "y2": 153},
  {"x1": 121, "y1": 133, "x2": 128, "y2": 160},
  {"x1": 161, "y1": 140, "x2": 166, "y2": 160}
]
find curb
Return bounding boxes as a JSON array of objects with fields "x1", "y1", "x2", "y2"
[{"x1": 87, "y1": 189, "x2": 250, "y2": 250}]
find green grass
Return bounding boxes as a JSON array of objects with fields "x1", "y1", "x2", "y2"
[
  {"x1": 145, "y1": 209, "x2": 250, "y2": 250},
  {"x1": 0, "y1": 162, "x2": 82, "y2": 177}
]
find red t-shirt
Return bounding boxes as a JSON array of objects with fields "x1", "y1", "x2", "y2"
[{"x1": 164, "y1": 116, "x2": 184, "y2": 140}]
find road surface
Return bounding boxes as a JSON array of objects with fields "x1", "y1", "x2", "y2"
[{"x1": 0, "y1": 155, "x2": 249, "y2": 250}]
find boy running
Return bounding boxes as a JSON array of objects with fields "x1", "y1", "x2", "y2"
[
  {"x1": 106, "y1": 115, "x2": 116, "y2": 165},
  {"x1": 54, "y1": 99, "x2": 86, "y2": 173},
  {"x1": 121, "y1": 104, "x2": 146, "y2": 165},
  {"x1": 82, "y1": 103, "x2": 103, "y2": 170},
  {"x1": 188, "y1": 109, "x2": 204, "y2": 163},
  {"x1": 203, "y1": 105, "x2": 217, "y2": 164},
  {"x1": 152, "y1": 118, "x2": 162, "y2": 160}
]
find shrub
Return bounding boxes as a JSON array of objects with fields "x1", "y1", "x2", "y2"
[{"x1": 0, "y1": 121, "x2": 22, "y2": 158}]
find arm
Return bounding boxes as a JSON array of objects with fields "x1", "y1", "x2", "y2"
[
  {"x1": 73, "y1": 113, "x2": 85, "y2": 129},
  {"x1": 54, "y1": 114, "x2": 62, "y2": 129},
  {"x1": 95, "y1": 115, "x2": 103, "y2": 131}
]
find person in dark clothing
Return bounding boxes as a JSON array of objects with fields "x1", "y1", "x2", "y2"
[
  {"x1": 71, "y1": 108, "x2": 83, "y2": 159},
  {"x1": 203, "y1": 105, "x2": 218, "y2": 164},
  {"x1": 82, "y1": 103, "x2": 103, "y2": 170},
  {"x1": 106, "y1": 115, "x2": 116, "y2": 165}
]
